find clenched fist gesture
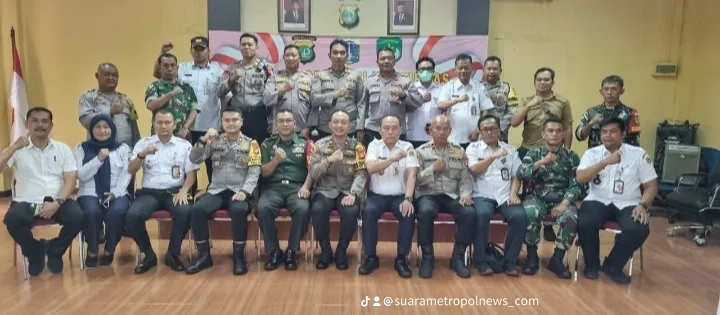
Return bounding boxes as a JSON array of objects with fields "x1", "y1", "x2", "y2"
[{"x1": 201, "y1": 128, "x2": 219, "y2": 143}]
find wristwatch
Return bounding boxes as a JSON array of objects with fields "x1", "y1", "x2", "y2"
[
  {"x1": 639, "y1": 202, "x2": 649, "y2": 210},
  {"x1": 404, "y1": 196, "x2": 413, "y2": 202},
  {"x1": 56, "y1": 198, "x2": 66, "y2": 206}
]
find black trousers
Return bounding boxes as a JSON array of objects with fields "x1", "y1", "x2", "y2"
[
  {"x1": 190, "y1": 189, "x2": 251, "y2": 242},
  {"x1": 4, "y1": 200, "x2": 84, "y2": 262},
  {"x1": 577, "y1": 201, "x2": 650, "y2": 271},
  {"x1": 472, "y1": 197, "x2": 526, "y2": 265},
  {"x1": 190, "y1": 130, "x2": 214, "y2": 186},
  {"x1": 238, "y1": 106, "x2": 270, "y2": 144},
  {"x1": 125, "y1": 190, "x2": 192, "y2": 256},
  {"x1": 362, "y1": 192, "x2": 414, "y2": 257},
  {"x1": 256, "y1": 183, "x2": 310, "y2": 253},
  {"x1": 310, "y1": 192, "x2": 359, "y2": 246},
  {"x1": 77, "y1": 195, "x2": 130, "y2": 254},
  {"x1": 416, "y1": 194, "x2": 476, "y2": 247}
]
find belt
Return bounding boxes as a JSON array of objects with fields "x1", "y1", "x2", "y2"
[{"x1": 274, "y1": 180, "x2": 303, "y2": 185}]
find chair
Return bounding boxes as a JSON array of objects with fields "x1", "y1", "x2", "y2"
[
  {"x1": 255, "y1": 208, "x2": 312, "y2": 262},
  {"x1": 665, "y1": 147, "x2": 720, "y2": 246},
  {"x1": 573, "y1": 221, "x2": 645, "y2": 280}
]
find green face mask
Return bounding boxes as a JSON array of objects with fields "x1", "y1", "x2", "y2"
[{"x1": 418, "y1": 70, "x2": 434, "y2": 82}]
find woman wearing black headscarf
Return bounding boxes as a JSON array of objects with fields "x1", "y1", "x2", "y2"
[{"x1": 74, "y1": 114, "x2": 132, "y2": 267}]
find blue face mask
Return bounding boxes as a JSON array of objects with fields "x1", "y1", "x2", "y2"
[{"x1": 418, "y1": 70, "x2": 434, "y2": 82}]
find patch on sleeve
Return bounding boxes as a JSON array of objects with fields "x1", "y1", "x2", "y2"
[
  {"x1": 643, "y1": 152, "x2": 652, "y2": 165},
  {"x1": 248, "y1": 140, "x2": 262, "y2": 166},
  {"x1": 354, "y1": 143, "x2": 366, "y2": 170},
  {"x1": 305, "y1": 140, "x2": 315, "y2": 166}
]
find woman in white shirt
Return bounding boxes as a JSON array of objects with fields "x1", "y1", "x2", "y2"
[{"x1": 75, "y1": 114, "x2": 132, "y2": 267}]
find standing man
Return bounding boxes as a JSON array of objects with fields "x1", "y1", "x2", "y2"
[
  {"x1": 310, "y1": 39, "x2": 364, "y2": 140},
  {"x1": 154, "y1": 37, "x2": 229, "y2": 184},
  {"x1": 438, "y1": 54, "x2": 495, "y2": 149},
  {"x1": 466, "y1": 115, "x2": 525, "y2": 277},
  {"x1": 309, "y1": 110, "x2": 367, "y2": 271},
  {"x1": 257, "y1": 110, "x2": 314, "y2": 271},
  {"x1": 263, "y1": 45, "x2": 314, "y2": 138},
  {"x1": 414, "y1": 115, "x2": 475, "y2": 279},
  {"x1": 184, "y1": 108, "x2": 261, "y2": 276},
  {"x1": 145, "y1": 53, "x2": 201, "y2": 141},
  {"x1": 358, "y1": 115, "x2": 418, "y2": 278},
  {"x1": 516, "y1": 118, "x2": 581, "y2": 279},
  {"x1": 360, "y1": 47, "x2": 423, "y2": 147},
  {"x1": 1, "y1": 107, "x2": 84, "y2": 276},
  {"x1": 576, "y1": 117, "x2": 656, "y2": 285},
  {"x1": 575, "y1": 75, "x2": 640, "y2": 149},
  {"x1": 481, "y1": 56, "x2": 519, "y2": 143},
  {"x1": 125, "y1": 109, "x2": 199, "y2": 274},
  {"x1": 218, "y1": 33, "x2": 273, "y2": 144},
  {"x1": 407, "y1": 56, "x2": 442, "y2": 148}
]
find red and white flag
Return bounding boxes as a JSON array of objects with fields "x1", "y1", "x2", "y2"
[{"x1": 8, "y1": 27, "x2": 28, "y2": 142}]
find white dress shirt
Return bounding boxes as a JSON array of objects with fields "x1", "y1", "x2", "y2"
[
  {"x1": 366, "y1": 139, "x2": 419, "y2": 196},
  {"x1": 74, "y1": 143, "x2": 132, "y2": 198},
  {"x1": 578, "y1": 144, "x2": 657, "y2": 209},
  {"x1": 177, "y1": 61, "x2": 227, "y2": 132},
  {"x1": 8, "y1": 138, "x2": 77, "y2": 204},
  {"x1": 439, "y1": 78, "x2": 495, "y2": 145},
  {"x1": 466, "y1": 140, "x2": 521, "y2": 204},
  {"x1": 407, "y1": 81, "x2": 442, "y2": 142},
  {"x1": 132, "y1": 136, "x2": 201, "y2": 190}
]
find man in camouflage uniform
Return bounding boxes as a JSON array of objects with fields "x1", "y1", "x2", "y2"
[
  {"x1": 480, "y1": 56, "x2": 519, "y2": 143},
  {"x1": 310, "y1": 39, "x2": 364, "y2": 140},
  {"x1": 516, "y1": 117, "x2": 581, "y2": 279},
  {"x1": 184, "y1": 108, "x2": 261, "y2": 276},
  {"x1": 256, "y1": 110, "x2": 314, "y2": 271},
  {"x1": 308, "y1": 110, "x2": 367, "y2": 271},
  {"x1": 263, "y1": 45, "x2": 314, "y2": 138},
  {"x1": 145, "y1": 53, "x2": 200, "y2": 141},
  {"x1": 217, "y1": 33, "x2": 273, "y2": 144},
  {"x1": 415, "y1": 115, "x2": 475, "y2": 280}
]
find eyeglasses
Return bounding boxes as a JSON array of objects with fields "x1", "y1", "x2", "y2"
[{"x1": 480, "y1": 127, "x2": 499, "y2": 133}]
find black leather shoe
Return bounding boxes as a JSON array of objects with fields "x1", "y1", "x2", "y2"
[
  {"x1": 601, "y1": 263, "x2": 631, "y2": 284},
  {"x1": 583, "y1": 268, "x2": 600, "y2": 280},
  {"x1": 164, "y1": 253, "x2": 185, "y2": 272},
  {"x1": 134, "y1": 254, "x2": 157, "y2": 274},
  {"x1": 522, "y1": 246, "x2": 539, "y2": 275},
  {"x1": 449, "y1": 245, "x2": 471, "y2": 278},
  {"x1": 232, "y1": 243, "x2": 248, "y2": 275},
  {"x1": 284, "y1": 249, "x2": 297, "y2": 271},
  {"x1": 334, "y1": 249, "x2": 349, "y2": 270},
  {"x1": 186, "y1": 252, "x2": 213, "y2": 274},
  {"x1": 418, "y1": 246, "x2": 434, "y2": 279},
  {"x1": 28, "y1": 239, "x2": 48, "y2": 276},
  {"x1": 394, "y1": 257, "x2": 412, "y2": 278},
  {"x1": 358, "y1": 256, "x2": 379, "y2": 275},
  {"x1": 85, "y1": 254, "x2": 98, "y2": 269},
  {"x1": 264, "y1": 249, "x2": 284, "y2": 271},
  {"x1": 99, "y1": 253, "x2": 114, "y2": 266},
  {"x1": 315, "y1": 251, "x2": 334, "y2": 269},
  {"x1": 46, "y1": 240, "x2": 64, "y2": 274},
  {"x1": 547, "y1": 249, "x2": 571, "y2": 279},
  {"x1": 543, "y1": 225, "x2": 557, "y2": 242}
]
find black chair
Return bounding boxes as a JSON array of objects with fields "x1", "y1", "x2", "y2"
[{"x1": 665, "y1": 147, "x2": 720, "y2": 246}]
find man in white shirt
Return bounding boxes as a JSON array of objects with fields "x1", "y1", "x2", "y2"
[
  {"x1": 576, "y1": 117, "x2": 656, "y2": 285},
  {"x1": 358, "y1": 115, "x2": 418, "y2": 278},
  {"x1": 407, "y1": 56, "x2": 442, "y2": 148},
  {"x1": 125, "y1": 109, "x2": 200, "y2": 275},
  {"x1": 466, "y1": 115, "x2": 525, "y2": 277},
  {"x1": 1, "y1": 107, "x2": 84, "y2": 276},
  {"x1": 438, "y1": 54, "x2": 494, "y2": 149}
]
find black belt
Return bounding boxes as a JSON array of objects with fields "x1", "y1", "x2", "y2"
[{"x1": 270, "y1": 180, "x2": 303, "y2": 185}]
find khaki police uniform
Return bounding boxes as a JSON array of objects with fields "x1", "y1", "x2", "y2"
[
  {"x1": 263, "y1": 70, "x2": 314, "y2": 134},
  {"x1": 218, "y1": 59, "x2": 273, "y2": 143},
  {"x1": 309, "y1": 67, "x2": 364, "y2": 137},
  {"x1": 483, "y1": 80, "x2": 519, "y2": 143},
  {"x1": 78, "y1": 88, "x2": 141, "y2": 147}
]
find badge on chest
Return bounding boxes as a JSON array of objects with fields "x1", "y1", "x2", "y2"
[
  {"x1": 501, "y1": 167, "x2": 510, "y2": 181},
  {"x1": 172, "y1": 165, "x2": 181, "y2": 179},
  {"x1": 613, "y1": 179, "x2": 624, "y2": 194}
]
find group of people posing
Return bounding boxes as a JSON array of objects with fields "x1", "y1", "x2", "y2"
[{"x1": 1, "y1": 34, "x2": 652, "y2": 287}]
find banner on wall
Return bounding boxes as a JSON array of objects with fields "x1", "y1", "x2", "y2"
[{"x1": 208, "y1": 31, "x2": 488, "y2": 83}]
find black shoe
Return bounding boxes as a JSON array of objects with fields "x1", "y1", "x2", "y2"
[
  {"x1": 315, "y1": 251, "x2": 334, "y2": 269},
  {"x1": 186, "y1": 243, "x2": 213, "y2": 274},
  {"x1": 449, "y1": 245, "x2": 471, "y2": 278},
  {"x1": 284, "y1": 249, "x2": 297, "y2": 271},
  {"x1": 46, "y1": 239, "x2": 64, "y2": 274},
  {"x1": 99, "y1": 253, "x2": 114, "y2": 266},
  {"x1": 264, "y1": 249, "x2": 284, "y2": 271},
  {"x1": 547, "y1": 248, "x2": 571, "y2": 279},
  {"x1": 583, "y1": 267, "x2": 600, "y2": 280},
  {"x1": 601, "y1": 261, "x2": 631, "y2": 284},
  {"x1": 418, "y1": 245, "x2": 434, "y2": 279},
  {"x1": 164, "y1": 253, "x2": 185, "y2": 272},
  {"x1": 27, "y1": 239, "x2": 48, "y2": 276},
  {"x1": 85, "y1": 253, "x2": 98, "y2": 269},
  {"x1": 475, "y1": 262, "x2": 493, "y2": 276},
  {"x1": 522, "y1": 246, "x2": 539, "y2": 275},
  {"x1": 232, "y1": 243, "x2": 248, "y2": 275},
  {"x1": 334, "y1": 248, "x2": 349, "y2": 270},
  {"x1": 358, "y1": 256, "x2": 380, "y2": 275},
  {"x1": 394, "y1": 256, "x2": 412, "y2": 278},
  {"x1": 134, "y1": 252, "x2": 157, "y2": 274},
  {"x1": 543, "y1": 226, "x2": 557, "y2": 242}
]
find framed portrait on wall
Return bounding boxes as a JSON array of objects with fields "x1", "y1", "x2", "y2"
[
  {"x1": 387, "y1": 0, "x2": 420, "y2": 35},
  {"x1": 278, "y1": 0, "x2": 311, "y2": 33}
]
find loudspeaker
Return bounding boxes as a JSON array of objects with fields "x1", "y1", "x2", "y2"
[
  {"x1": 661, "y1": 144, "x2": 701, "y2": 183},
  {"x1": 654, "y1": 120, "x2": 699, "y2": 179}
]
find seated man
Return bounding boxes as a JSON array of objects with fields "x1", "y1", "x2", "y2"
[
  {"x1": 309, "y1": 110, "x2": 367, "y2": 270},
  {"x1": 466, "y1": 115, "x2": 526, "y2": 276},
  {"x1": 516, "y1": 117, "x2": 581, "y2": 279},
  {"x1": 185, "y1": 108, "x2": 260, "y2": 275},
  {"x1": 415, "y1": 115, "x2": 476, "y2": 279},
  {"x1": 126, "y1": 109, "x2": 200, "y2": 274},
  {"x1": 1, "y1": 107, "x2": 84, "y2": 276},
  {"x1": 359, "y1": 115, "x2": 418, "y2": 278},
  {"x1": 576, "y1": 117, "x2": 655, "y2": 285},
  {"x1": 257, "y1": 110, "x2": 313, "y2": 271}
]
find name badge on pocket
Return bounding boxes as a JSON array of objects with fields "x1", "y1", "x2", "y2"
[
  {"x1": 613, "y1": 179, "x2": 624, "y2": 194},
  {"x1": 172, "y1": 165, "x2": 181, "y2": 179},
  {"x1": 501, "y1": 167, "x2": 510, "y2": 181}
]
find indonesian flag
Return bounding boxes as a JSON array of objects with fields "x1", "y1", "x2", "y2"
[{"x1": 8, "y1": 27, "x2": 28, "y2": 142}]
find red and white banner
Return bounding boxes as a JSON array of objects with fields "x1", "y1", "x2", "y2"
[{"x1": 8, "y1": 27, "x2": 28, "y2": 142}]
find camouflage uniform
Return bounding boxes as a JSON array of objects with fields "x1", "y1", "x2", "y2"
[
  {"x1": 575, "y1": 103, "x2": 640, "y2": 149},
  {"x1": 144, "y1": 80, "x2": 200, "y2": 138},
  {"x1": 516, "y1": 146, "x2": 581, "y2": 250},
  {"x1": 483, "y1": 80, "x2": 519, "y2": 143}
]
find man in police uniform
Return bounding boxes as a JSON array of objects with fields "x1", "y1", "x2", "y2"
[
  {"x1": 263, "y1": 45, "x2": 314, "y2": 138},
  {"x1": 576, "y1": 117, "x2": 656, "y2": 285},
  {"x1": 257, "y1": 110, "x2": 314, "y2": 271},
  {"x1": 479, "y1": 56, "x2": 519, "y2": 143},
  {"x1": 575, "y1": 75, "x2": 640, "y2": 149},
  {"x1": 415, "y1": 115, "x2": 475, "y2": 279},
  {"x1": 516, "y1": 117, "x2": 581, "y2": 279},
  {"x1": 184, "y1": 108, "x2": 261, "y2": 275},
  {"x1": 358, "y1": 115, "x2": 418, "y2": 278},
  {"x1": 466, "y1": 115, "x2": 526, "y2": 277},
  {"x1": 309, "y1": 110, "x2": 367, "y2": 270},
  {"x1": 126, "y1": 109, "x2": 200, "y2": 274},
  {"x1": 359, "y1": 47, "x2": 424, "y2": 148},
  {"x1": 310, "y1": 39, "x2": 364, "y2": 140},
  {"x1": 218, "y1": 33, "x2": 273, "y2": 144}
]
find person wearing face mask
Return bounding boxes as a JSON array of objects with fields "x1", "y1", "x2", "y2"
[
  {"x1": 263, "y1": 45, "x2": 314, "y2": 138},
  {"x1": 407, "y1": 56, "x2": 442, "y2": 148}
]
